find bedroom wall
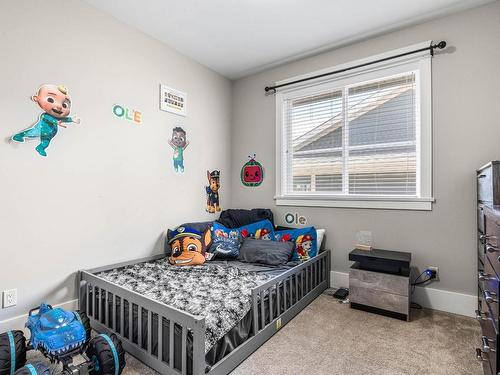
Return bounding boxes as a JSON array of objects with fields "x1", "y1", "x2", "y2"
[
  {"x1": 0, "y1": 0, "x2": 232, "y2": 328},
  {"x1": 230, "y1": 1, "x2": 500, "y2": 314}
]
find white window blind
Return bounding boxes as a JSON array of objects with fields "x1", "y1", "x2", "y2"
[
  {"x1": 276, "y1": 43, "x2": 434, "y2": 210},
  {"x1": 282, "y1": 72, "x2": 418, "y2": 198}
]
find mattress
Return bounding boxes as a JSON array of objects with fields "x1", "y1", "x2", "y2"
[{"x1": 95, "y1": 258, "x2": 295, "y2": 373}]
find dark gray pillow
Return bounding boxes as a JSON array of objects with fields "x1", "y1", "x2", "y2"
[{"x1": 238, "y1": 238, "x2": 294, "y2": 266}]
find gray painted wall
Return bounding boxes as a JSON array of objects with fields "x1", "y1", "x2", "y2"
[
  {"x1": 230, "y1": 2, "x2": 500, "y2": 296},
  {"x1": 0, "y1": 0, "x2": 232, "y2": 323}
]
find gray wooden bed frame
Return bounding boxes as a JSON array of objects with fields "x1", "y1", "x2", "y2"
[{"x1": 79, "y1": 250, "x2": 331, "y2": 375}]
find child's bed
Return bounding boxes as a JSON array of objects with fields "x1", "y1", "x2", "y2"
[{"x1": 79, "y1": 250, "x2": 330, "y2": 375}]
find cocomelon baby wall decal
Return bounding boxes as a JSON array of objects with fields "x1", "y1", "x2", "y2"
[
  {"x1": 11, "y1": 84, "x2": 80, "y2": 157},
  {"x1": 168, "y1": 127, "x2": 189, "y2": 173},
  {"x1": 241, "y1": 154, "x2": 264, "y2": 186},
  {"x1": 206, "y1": 170, "x2": 221, "y2": 213}
]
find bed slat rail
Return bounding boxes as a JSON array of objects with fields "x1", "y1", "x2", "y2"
[
  {"x1": 250, "y1": 251, "x2": 329, "y2": 338},
  {"x1": 80, "y1": 270, "x2": 206, "y2": 375}
]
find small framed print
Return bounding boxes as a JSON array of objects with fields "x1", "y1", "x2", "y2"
[{"x1": 160, "y1": 84, "x2": 187, "y2": 117}]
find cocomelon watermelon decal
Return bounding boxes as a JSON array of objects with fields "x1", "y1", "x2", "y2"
[{"x1": 241, "y1": 154, "x2": 264, "y2": 187}]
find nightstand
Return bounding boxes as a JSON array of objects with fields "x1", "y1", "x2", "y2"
[{"x1": 348, "y1": 248, "x2": 412, "y2": 321}]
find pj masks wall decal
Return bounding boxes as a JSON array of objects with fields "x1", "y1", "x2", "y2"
[
  {"x1": 206, "y1": 170, "x2": 221, "y2": 213},
  {"x1": 241, "y1": 154, "x2": 264, "y2": 187},
  {"x1": 168, "y1": 126, "x2": 189, "y2": 173},
  {"x1": 11, "y1": 84, "x2": 81, "y2": 157}
]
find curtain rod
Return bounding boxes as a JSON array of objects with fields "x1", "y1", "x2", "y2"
[{"x1": 264, "y1": 41, "x2": 446, "y2": 94}]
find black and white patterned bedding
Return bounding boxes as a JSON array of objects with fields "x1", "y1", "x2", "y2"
[{"x1": 98, "y1": 259, "x2": 272, "y2": 352}]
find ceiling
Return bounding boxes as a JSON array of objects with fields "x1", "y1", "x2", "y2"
[{"x1": 84, "y1": 0, "x2": 493, "y2": 79}]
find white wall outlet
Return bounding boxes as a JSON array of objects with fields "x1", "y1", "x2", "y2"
[
  {"x1": 428, "y1": 266, "x2": 439, "y2": 281},
  {"x1": 3, "y1": 289, "x2": 17, "y2": 308}
]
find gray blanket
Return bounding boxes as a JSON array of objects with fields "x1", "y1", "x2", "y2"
[{"x1": 98, "y1": 259, "x2": 271, "y2": 352}]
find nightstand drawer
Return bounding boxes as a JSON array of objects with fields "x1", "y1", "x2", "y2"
[
  {"x1": 350, "y1": 286, "x2": 409, "y2": 315},
  {"x1": 350, "y1": 266, "x2": 409, "y2": 296}
]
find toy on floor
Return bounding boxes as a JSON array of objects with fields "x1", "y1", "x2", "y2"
[
  {"x1": 11, "y1": 84, "x2": 80, "y2": 157},
  {"x1": 206, "y1": 170, "x2": 221, "y2": 213},
  {"x1": 0, "y1": 303, "x2": 125, "y2": 375}
]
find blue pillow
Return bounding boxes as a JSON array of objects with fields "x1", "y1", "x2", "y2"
[
  {"x1": 274, "y1": 226, "x2": 317, "y2": 261},
  {"x1": 237, "y1": 219, "x2": 275, "y2": 241},
  {"x1": 208, "y1": 224, "x2": 240, "y2": 259},
  {"x1": 208, "y1": 219, "x2": 276, "y2": 259}
]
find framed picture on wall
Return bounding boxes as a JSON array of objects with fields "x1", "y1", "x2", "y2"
[{"x1": 159, "y1": 84, "x2": 187, "y2": 116}]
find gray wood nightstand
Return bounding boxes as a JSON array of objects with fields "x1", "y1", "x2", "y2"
[{"x1": 348, "y1": 248, "x2": 412, "y2": 321}]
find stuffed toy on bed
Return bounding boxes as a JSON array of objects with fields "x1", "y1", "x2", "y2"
[{"x1": 168, "y1": 226, "x2": 212, "y2": 266}]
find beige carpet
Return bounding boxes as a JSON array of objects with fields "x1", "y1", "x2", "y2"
[
  {"x1": 26, "y1": 293, "x2": 482, "y2": 374},
  {"x1": 231, "y1": 294, "x2": 482, "y2": 375}
]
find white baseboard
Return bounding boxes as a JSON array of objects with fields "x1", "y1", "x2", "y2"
[
  {"x1": 0, "y1": 299, "x2": 79, "y2": 334},
  {"x1": 330, "y1": 271, "x2": 476, "y2": 318},
  {"x1": 331, "y1": 270, "x2": 349, "y2": 289}
]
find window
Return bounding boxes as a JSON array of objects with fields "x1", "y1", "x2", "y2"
[
  {"x1": 275, "y1": 42, "x2": 434, "y2": 210},
  {"x1": 293, "y1": 175, "x2": 311, "y2": 192}
]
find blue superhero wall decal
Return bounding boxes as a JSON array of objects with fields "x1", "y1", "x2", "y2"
[
  {"x1": 11, "y1": 84, "x2": 80, "y2": 157},
  {"x1": 168, "y1": 126, "x2": 189, "y2": 172}
]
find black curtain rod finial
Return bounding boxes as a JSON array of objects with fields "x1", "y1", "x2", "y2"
[
  {"x1": 430, "y1": 40, "x2": 447, "y2": 56},
  {"x1": 264, "y1": 86, "x2": 276, "y2": 94},
  {"x1": 436, "y1": 41, "x2": 447, "y2": 49}
]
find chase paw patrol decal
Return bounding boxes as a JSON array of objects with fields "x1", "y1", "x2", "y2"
[
  {"x1": 11, "y1": 84, "x2": 81, "y2": 157},
  {"x1": 241, "y1": 154, "x2": 264, "y2": 187},
  {"x1": 168, "y1": 226, "x2": 212, "y2": 266},
  {"x1": 206, "y1": 170, "x2": 221, "y2": 213}
]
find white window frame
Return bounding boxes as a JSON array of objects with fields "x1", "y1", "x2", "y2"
[{"x1": 275, "y1": 41, "x2": 434, "y2": 211}]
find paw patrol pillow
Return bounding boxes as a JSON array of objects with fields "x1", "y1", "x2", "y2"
[
  {"x1": 274, "y1": 227, "x2": 318, "y2": 262},
  {"x1": 208, "y1": 223, "x2": 241, "y2": 259},
  {"x1": 165, "y1": 221, "x2": 213, "y2": 256},
  {"x1": 237, "y1": 219, "x2": 275, "y2": 240},
  {"x1": 208, "y1": 219, "x2": 276, "y2": 259},
  {"x1": 168, "y1": 226, "x2": 212, "y2": 266}
]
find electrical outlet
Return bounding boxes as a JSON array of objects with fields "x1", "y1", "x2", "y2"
[
  {"x1": 428, "y1": 266, "x2": 439, "y2": 281},
  {"x1": 3, "y1": 289, "x2": 17, "y2": 308}
]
